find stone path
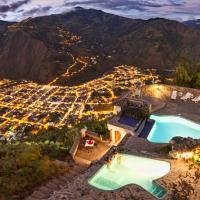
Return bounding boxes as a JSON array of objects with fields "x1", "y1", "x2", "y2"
[
  {"x1": 24, "y1": 163, "x2": 89, "y2": 200},
  {"x1": 43, "y1": 135, "x2": 157, "y2": 200},
  {"x1": 45, "y1": 166, "x2": 156, "y2": 200},
  {"x1": 24, "y1": 135, "x2": 200, "y2": 200}
]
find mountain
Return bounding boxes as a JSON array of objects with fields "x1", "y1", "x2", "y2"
[
  {"x1": 0, "y1": 20, "x2": 14, "y2": 30},
  {"x1": 184, "y1": 19, "x2": 200, "y2": 29},
  {"x1": 1, "y1": 8, "x2": 200, "y2": 86}
]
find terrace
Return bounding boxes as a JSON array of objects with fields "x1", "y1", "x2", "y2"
[
  {"x1": 142, "y1": 84, "x2": 200, "y2": 122},
  {"x1": 25, "y1": 84, "x2": 200, "y2": 200},
  {"x1": 86, "y1": 84, "x2": 200, "y2": 199},
  {"x1": 41, "y1": 130, "x2": 200, "y2": 200}
]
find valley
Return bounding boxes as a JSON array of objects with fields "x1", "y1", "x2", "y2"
[{"x1": 0, "y1": 66, "x2": 158, "y2": 136}]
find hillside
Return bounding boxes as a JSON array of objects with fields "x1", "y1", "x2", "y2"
[{"x1": 1, "y1": 8, "x2": 200, "y2": 85}]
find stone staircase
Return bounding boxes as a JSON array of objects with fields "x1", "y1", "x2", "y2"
[
  {"x1": 74, "y1": 155, "x2": 91, "y2": 165},
  {"x1": 24, "y1": 163, "x2": 89, "y2": 200}
]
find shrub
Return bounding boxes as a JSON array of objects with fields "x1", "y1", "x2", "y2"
[
  {"x1": 175, "y1": 60, "x2": 200, "y2": 89},
  {"x1": 0, "y1": 143, "x2": 66, "y2": 200},
  {"x1": 77, "y1": 119, "x2": 110, "y2": 138},
  {"x1": 40, "y1": 143, "x2": 69, "y2": 160}
]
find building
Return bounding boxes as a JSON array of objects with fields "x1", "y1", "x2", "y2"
[{"x1": 108, "y1": 98, "x2": 151, "y2": 145}]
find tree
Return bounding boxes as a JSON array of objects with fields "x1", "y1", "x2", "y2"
[
  {"x1": 175, "y1": 60, "x2": 200, "y2": 89},
  {"x1": 193, "y1": 73, "x2": 200, "y2": 88},
  {"x1": 175, "y1": 65, "x2": 191, "y2": 87},
  {"x1": 0, "y1": 143, "x2": 66, "y2": 200},
  {"x1": 77, "y1": 119, "x2": 109, "y2": 137}
]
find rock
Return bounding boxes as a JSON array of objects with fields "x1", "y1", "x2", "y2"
[
  {"x1": 171, "y1": 137, "x2": 200, "y2": 151},
  {"x1": 31, "y1": 190, "x2": 47, "y2": 199},
  {"x1": 39, "y1": 186, "x2": 53, "y2": 194},
  {"x1": 24, "y1": 197, "x2": 38, "y2": 200},
  {"x1": 46, "y1": 182, "x2": 60, "y2": 190}
]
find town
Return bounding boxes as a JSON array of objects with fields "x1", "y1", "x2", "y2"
[{"x1": 0, "y1": 66, "x2": 159, "y2": 137}]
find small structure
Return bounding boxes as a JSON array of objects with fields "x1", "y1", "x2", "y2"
[
  {"x1": 108, "y1": 98, "x2": 151, "y2": 145},
  {"x1": 113, "y1": 98, "x2": 127, "y2": 115},
  {"x1": 70, "y1": 127, "x2": 110, "y2": 165},
  {"x1": 171, "y1": 90, "x2": 177, "y2": 100}
]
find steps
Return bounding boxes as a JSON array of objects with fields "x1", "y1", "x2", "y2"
[
  {"x1": 150, "y1": 183, "x2": 167, "y2": 199},
  {"x1": 74, "y1": 155, "x2": 91, "y2": 165},
  {"x1": 138, "y1": 119, "x2": 155, "y2": 139}
]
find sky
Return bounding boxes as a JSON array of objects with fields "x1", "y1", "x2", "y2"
[{"x1": 0, "y1": 0, "x2": 200, "y2": 22}]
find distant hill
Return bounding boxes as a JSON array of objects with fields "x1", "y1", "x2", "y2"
[
  {"x1": 1, "y1": 8, "x2": 200, "y2": 85},
  {"x1": 0, "y1": 20, "x2": 13, "y2": 32},
  {"x1": 184, "y1": 19, "x2": 200, "y2": 29}
]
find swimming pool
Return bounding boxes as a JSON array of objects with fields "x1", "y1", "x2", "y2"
[
  {"x1": 88, "y1": 154, "x2": 170, "y2": 199},
  {"x1": 148, "y1": 115, "x2": 200, "y2": 143}
]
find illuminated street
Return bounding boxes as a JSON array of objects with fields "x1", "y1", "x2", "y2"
[{"x1": 0, "y1": 66, "x2": 159, "y2": 135}]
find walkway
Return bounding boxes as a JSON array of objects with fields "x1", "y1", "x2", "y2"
[
  {"x1": 24, "y1": 162, "x2": 89, "y2": 200},
  {"x1": 25, "y1": 135, "x2": 200, "y2": 200}
]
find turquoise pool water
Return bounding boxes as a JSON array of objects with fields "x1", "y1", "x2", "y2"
[
  {"x1": 148, "y1": 115, "x2": 200, "y2": 143},
  {"x1": 88, "y1": 154, "x2": 170, "y2": 199}
]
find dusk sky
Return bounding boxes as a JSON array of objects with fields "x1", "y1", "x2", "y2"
[{"x1": 0, "y1": 0, "x2": 200, "y2": 22}]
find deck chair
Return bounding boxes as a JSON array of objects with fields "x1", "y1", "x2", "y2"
[
  {"x1": 192, "y1": 96, "x2": 200, "y2": 103},
  {"x1": 181, "y1": 92, "x2": 193, "y2": 101},
  {"x1": 171, "y1": 91, "x2": 177, "y2": 100}
]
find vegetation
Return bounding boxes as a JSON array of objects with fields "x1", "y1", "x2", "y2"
[
  {"x1": 13, "y1": 126, "x2": 77, "y2": 160},
  {"x1": 0, "y1": 143, "x2": 68, "y2": 200},
  {"x1": 175, "y1": 60, "x2": 200, "y2": 88},
  {"x1": 0, "y1": 126, "x2": 77, "y2": 199},
  {"x1": 0, "y1": 120, "x2": 109, "y2": 199},
  {"x1": 124, "y1": 103, "x2": 150, "y2": 119},
  {"x1": 77, "y1": 119, "x2": 110, "y2": 138},
  {"x1": 192, "y1": 149, "x2": 200, "y2": 165},
  {"x1": 3, "y1": 8, "x2": 200, "y2": 86}
]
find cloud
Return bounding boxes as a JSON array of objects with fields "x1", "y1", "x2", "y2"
[
  {"x1": 63, "y1": 0, "x2": 200, "y2": 21},
  {"x1": 0, "y1": 0, "x2": 200, "y2": 22},
  {"x1": 63, "y1": 0, "x2": 173, "y2": 13},
  {"x1": 23, "y1": 6, "x2": 52, "y2": 17},
  {"x1": 0, "y1": 0, "x2": 30, "y2": 13}
]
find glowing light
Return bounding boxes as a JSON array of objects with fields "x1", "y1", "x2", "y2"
[{"x1": 0, "y1": 65, "x2": 159, "y2": 135}]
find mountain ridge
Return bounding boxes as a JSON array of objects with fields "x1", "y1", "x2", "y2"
[{"x1": 0, "y1": 8, "x2": 200, "y2": 85}]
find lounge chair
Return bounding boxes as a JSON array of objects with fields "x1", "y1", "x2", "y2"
[
  {"x1": 181, "y1": 92, "x2": 194, "y2": 101},
  {"x1": 178, "y1": 92, "x2": 183, "y2": 97},
  {"x1": 192, "y1": 96, "x2": 200, "y2": 103},
  {"x1": 171, "y1": 91, "x2": 177, "y2": 100}
]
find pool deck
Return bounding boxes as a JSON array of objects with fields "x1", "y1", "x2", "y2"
[
  {"x1": 44, "y1": 85, "x2": 200, "y2": 200},
  {"x1": 45, "y1": 100, "x2": 200, "y2": 199},
  {"x1": 155, "y1": 100, "x2": 200, "y2": 123},
  {"x1": 141, "y1": 85, "x2": 200, "y2": 123},
  {"x1": 46, "y1": 134, "x2": 200, "y2": 200}
]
